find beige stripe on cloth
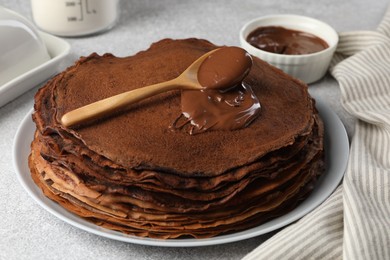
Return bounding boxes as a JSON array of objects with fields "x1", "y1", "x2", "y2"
[{"x1": 243, "y1": 7, "x2": 390, "y2": 260}]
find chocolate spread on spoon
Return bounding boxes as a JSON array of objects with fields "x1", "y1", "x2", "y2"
[
  {"x1": 197, "y1": 46, "x2": 253, "y2": 90},
  {"x1": 172, "y1": 47, "x2": 261, "y2": 134}
]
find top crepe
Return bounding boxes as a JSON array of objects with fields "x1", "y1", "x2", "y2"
[{"x1": 33, "y1": 38, "x2": 314, "y2": 176}]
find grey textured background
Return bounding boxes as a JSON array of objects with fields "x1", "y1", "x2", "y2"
[{"x1": 0, "y1": 0, "x2": 388, "y2": 259}]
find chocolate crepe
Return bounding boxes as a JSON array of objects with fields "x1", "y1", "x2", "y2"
[{"x1": 29, "y1": 38, "x2": 325, "y2": 238}]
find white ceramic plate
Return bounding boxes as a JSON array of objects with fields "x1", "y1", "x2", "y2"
[
  {"x1": 13, "y1": 99, "x2": 349, "y2": 247},
  {"x1": 0, "y1": 31, "x2": 70, "y2": 108}
]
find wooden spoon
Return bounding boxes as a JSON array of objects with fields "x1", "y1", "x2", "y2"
[{"x1": 61, "y1": 47, "x2": 252, "y2": 127}]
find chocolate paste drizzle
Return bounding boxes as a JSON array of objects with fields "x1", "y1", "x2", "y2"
[
  {"x1": 172, "y1": 47, "x2": 261, "y2": 135},
  {"x1": 172, "y1": 82, "x2": 260, "y2": 135}
]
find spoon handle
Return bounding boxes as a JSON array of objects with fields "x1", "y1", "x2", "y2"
[{"x1": 61, "y1": 79, "x2": 179, "y2": 127}]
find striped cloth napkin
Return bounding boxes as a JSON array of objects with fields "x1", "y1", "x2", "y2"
[{"x1": 243, "y1": 7, "x2": 390, "y2": 260}]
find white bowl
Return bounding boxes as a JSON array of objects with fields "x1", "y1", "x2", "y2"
[
  {"x1": 0, "y1": 6, "x2": 51, "y2": 86},
  {"x1": 239, "y1": 14, "x2": 338, "y2": 84}
]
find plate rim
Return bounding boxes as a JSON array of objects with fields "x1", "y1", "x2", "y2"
[{"x1": 12, "y1": 98, "x2": 349, "y2": 247}]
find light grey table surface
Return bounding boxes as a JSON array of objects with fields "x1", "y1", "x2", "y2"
[{"x1": 0, "y1": 1, "x2": 388, "y2": 259}]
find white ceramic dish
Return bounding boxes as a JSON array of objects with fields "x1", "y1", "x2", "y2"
[
  {"x1": 13, "y1": 98, "x2": 349, "y2": 247},
  {"x1": 0, "y1": 31, "x2": 70, "y2": 108},
  {"x1": 240, "y1": 15, "x2": 339, "y2": 84}
]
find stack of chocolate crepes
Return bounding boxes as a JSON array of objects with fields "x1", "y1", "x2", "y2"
[{"x1": 29, "y1": 38, "x2": 325, "y2": 239}]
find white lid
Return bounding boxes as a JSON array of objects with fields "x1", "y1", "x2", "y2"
[{"x1": 0, "y1": 6, "x2": 51, "y2": 86}]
